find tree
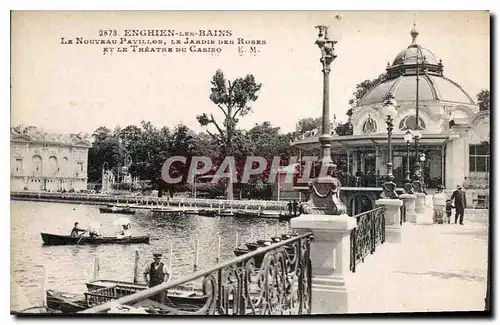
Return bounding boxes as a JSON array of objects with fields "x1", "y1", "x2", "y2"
[
  {"x1": 92, "y1": 126, "x2": 113, "y2": 142},
  {"x1": 87, "y1": 129, "x2": 123, "y2": 183},
  {"x1": 295, "y1": 117, "x2": 322, "y2": 134},
  {"x1": 349, "y1": 73, "x2": 387, "y2": 108},
  {"x1": 335, "y1": 122, "x2": 353, "y2": 136},
  {"x1": 196, "y1": 69, "x2": 262, "y2": 200},
  {"x1": 477, "y1": 90, "x2": 490, "y2": 111}
]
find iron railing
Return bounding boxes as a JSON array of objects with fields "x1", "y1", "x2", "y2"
[
  {"x1": 350, "y1": 207, "x2": 385, "y2": 273},
  {"x1": 400, "y1": 200, "x2": 406, "y2": 225},
  {"x1": 79, "y1": 233, "x2": 313, "y2": 315}
]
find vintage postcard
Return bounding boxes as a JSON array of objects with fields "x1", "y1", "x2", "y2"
[{"x1": 10, "y1": 10, "x2": 490, "y2": 315}]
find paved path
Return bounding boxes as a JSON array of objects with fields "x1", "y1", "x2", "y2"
[{"x1": 348, "y1": 211, "x2": 488, "y2": 313}]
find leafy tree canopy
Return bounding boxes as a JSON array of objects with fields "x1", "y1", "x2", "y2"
[{"x1": 477, "y1": 90, "x2": 490, "y2": 111}]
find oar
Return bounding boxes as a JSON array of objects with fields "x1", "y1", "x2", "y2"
[{"x1": 76, "y1": 231, "x2": 87, "y2": 245}]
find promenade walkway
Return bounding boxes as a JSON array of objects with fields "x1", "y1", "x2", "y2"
[{"x1": 348, "y1": 208, "x2": 488, "y2": 313}]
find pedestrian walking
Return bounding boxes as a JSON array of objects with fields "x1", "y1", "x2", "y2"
[
  {"x1": 287, "y1": 201, "x2": 292, "y2": 215},
  {"x1": 450, "y1": 185, "x2": 467, "y2": 225},
  {"x1": 292, "y1": 200, "x2": 298, "y2": 217}
]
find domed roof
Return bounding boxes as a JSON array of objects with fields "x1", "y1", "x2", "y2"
[
  {"x1": 392, "y1": 23, "x2": 439, "y2": 66},
  {"x1": 357, "y1": 23, "x2": 475, "y2": 107},
  {"x1": 392, "y1": 46, "x2": 439, "y2": 66},
  {"x1": 359, "y1": 74, "x2": 474, "y2": 106}
]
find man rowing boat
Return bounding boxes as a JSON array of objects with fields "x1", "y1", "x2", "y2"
[
  {"x1": 117, "y1": 224, "x2": 132, "y2": 239},
  {"x1": 70, "y1": 222, "x2": 86, "y2": 237}
]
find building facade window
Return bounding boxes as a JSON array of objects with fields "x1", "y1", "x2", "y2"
[
  {"x1": 399, "y1": 115, "x2": 426, "y2": 131},
  {"x1": 32, "y1": 155, "x2": 42, "y2": 174},
  {"x1": 469, "y1": 144, "x2": 490, "y2": 173},
  {"x1": 15, "y1": 159, "x2": 23, "y2": 172},
  {"x1": 362, "y1": 116, "x2": 377, "y2": 134}
]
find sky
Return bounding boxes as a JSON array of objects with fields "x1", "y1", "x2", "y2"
[{"x1": 11, "y1": 11, "x2": 490, "y2": 136}]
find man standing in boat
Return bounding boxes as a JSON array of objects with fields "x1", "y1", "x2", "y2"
[
  {"x1": 143, "y1": 253, "x2": 171, "y2": 303},
  {"x1": 70, "y1": 222, "x2": 86, "y2": 237}
]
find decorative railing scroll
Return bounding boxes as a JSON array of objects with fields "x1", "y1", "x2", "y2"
[
  {"x1": 350, "y1": 207, "x2": 385, "y2": 273},
  {"x1": 80, "y1": 233, "x2": 313, "y2": 315}
]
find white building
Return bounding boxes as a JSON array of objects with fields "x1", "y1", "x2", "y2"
[
  {"x1": 286, "y1": 25, "x2": 490, "y2": 208},
  {"x1": 10, "y1": 125, "x2": 91, "y2": 192}
]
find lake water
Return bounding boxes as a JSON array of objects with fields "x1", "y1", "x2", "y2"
[{"x1": 10, "y1": 200, "x2": 288, "y2": 312}]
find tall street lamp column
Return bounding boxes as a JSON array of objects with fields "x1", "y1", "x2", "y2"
[
  {"x1": 403, "y1": 130, "x2": 414, "y2": 194},
  {"x1": 101, "y1": 161, "x2": 109, "y2": 193},
  {"x1": 299, "y1": 25, "x2": 346, "y2": 216},
  {"x1": 400, "y1": 130, "x2": 417, "y2": 223},
  {"x1": 317, "y1": 25, "x2": 335, "y2": 166},
  {"x1": 380, "y1": 93, "x2": 398, "y2": 199},
  {"x1": 290, "y1": 28, "x2": 356, "y2": 314},
  {"x1": 412, "y1": 130, "x2": 426, "y2": 194},
  {"x1": 375, "y1": 93, "x2": 403, "y2": 242}
]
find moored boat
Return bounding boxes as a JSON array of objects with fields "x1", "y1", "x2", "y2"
[
  {"x1": 41, "y1": 233, "x2": 150, "y2": 246},
  {"x1": 99, "y1": 206, "x2": 136, "y2": 215},
  {"x1": 46, "y1": 290, "x2": 87, "y2": 313},
  {"x1": 233, "y1": 210, "x2": 260, "y2": 218},
  {"x1": 218, "y1": 209, "x2": 234, "y2": 217},
  {"x1": 85, "y1": 279, "x2": 206, "y2": 307},
  {"x1": 278, "y1": 213, "x2": 298, "y2": 222},
  {"x1": 197, "y1": 209, "x2": 217, "y2": 217},
  {"x1": 45, "y1": 280, "x2": 207, "y2": 314}
]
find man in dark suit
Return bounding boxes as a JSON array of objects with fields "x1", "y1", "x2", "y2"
[{"x1": 450, "y1": 185, "x2": 467, "y2": 225}]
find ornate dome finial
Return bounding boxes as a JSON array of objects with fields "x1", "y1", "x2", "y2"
[{"x1": 410, "y1": 22, "x2": 419, "y2": 44}]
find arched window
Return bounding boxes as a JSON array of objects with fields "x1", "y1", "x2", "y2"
[
  {"x1": 399, "y1": 115, "x2": 426, "y2": 131},
  {"x1": 48, "y1": 156, "x2": 58, "y2": 175},
  {"x1": 32, "y1": 155, "x2": 42, "y2": 174},
  {"x1": 61, "y1": 157, "x2": 69, "y2": 176},
  {"x1": 362, "y1": 116, "x2": 377, "y2": 134}
]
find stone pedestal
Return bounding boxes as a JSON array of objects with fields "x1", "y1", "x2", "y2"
[
  {"x1": 291, "y1": 214, "x2": 356, "y2": 314},
  {"x1": 399, "y1": 194, "x2": 417, "y2": 223},
  {"x1": 375, "y1": 198, "x2": 403, "y2": 243},
  {"x1": 414, "y1": 193, "x2": 426, "y2": 214}
]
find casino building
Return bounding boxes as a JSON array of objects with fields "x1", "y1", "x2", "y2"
[
  {"x1": 275, "y1": 25, "x2": 490, "y2": 212},
  {"x1": 10, "y1": 125, "x2": 91, "y2": 192}
]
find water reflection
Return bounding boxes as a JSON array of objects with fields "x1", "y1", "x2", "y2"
[{"x1": 11, "y1": 201, "x2": 288, "y2": 311}]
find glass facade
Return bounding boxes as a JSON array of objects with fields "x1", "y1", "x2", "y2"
[{"x1": 469, "y1": 144, "x2": 490, "y2": 173}]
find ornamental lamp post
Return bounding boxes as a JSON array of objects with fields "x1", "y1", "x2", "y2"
[
  {"x1": 412, "y1": 129, "x2": 422, "y2": 173},
  {"x1": 419, "y1": 152, "x2": 426, "y2": 184},
  {"x1": 382, "y1": 93, "x2": 398, "y2": 179},
  {"x1": 315, "y1": 25, "x2": 337, "y2": 168},
  {"x1": 102, "y1": 162, "x2": 109, "y2": 193},
  {"x1": 403, "y1": 130, "x2": 413, "y2": 184},
  {"x1": 411, "y1": 129, "x2": 425, "y2": 195},
  {"x1": 297, "y1": 25, "x2": 346, "y2": 215}
]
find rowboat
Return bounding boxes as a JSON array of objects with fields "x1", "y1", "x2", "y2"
[
  {"x1": 233, "y1": 210, "x2": 260, "y2": 218},
  {"x1": 46, "y1": 290, "x2": 86, "y2": 313},
  {"x1": 197, "y1": 210, "x2": 217, "y2": 217},
  {"x1": 258, "y1": 211, "x2": 280, "y2": 219},
  {"x1": 45, "y1": 280, "x2": 207, "y2": 314},
  {"x1": 85, "y1": 279, "x2": 206, "y2": 307},
  {"x1": 99, "y1": 206, "x2": 136, "y2": 215},
  {"x1": 41, "y1": 233, "x2": 150, "y2": 246},
  {"x1": 218, "y1": 209, "x2": 234, "y2": 217},
  {"x1": 278, "y1": 213, "x2": 299, "y2": 222}
]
